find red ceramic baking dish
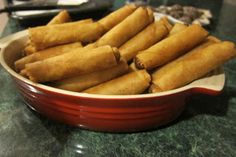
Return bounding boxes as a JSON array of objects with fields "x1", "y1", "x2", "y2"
[{"x1": 0, "y1": 30, "x2": 225, "y2": 132}]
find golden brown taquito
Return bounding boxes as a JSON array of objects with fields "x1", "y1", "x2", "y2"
[
  {"x1": 150, "y1": 40, "x2": 236, "y2": 93},
  {"x1": 124, "y1": 21, "x2": 184, "y2": 63},
  {"x1": 28, "y1": 19, "x2": 104, "y2": 51},
  {"x1": 159, "y1": 17, "x2": 173, "y2": 32},
  {"x1": 135, "y1": 24, "x2": 209, "y2": 70},
  {"x1": 83, "y1": 70, "x2": 151, "y2": 95},
  {"x1": 24, "y1": 43, "x2": 37, "y2": 56},
  {"x1": 24, "y1": 10, "x2": 72, "y2": 55},
  {"x1": 98, "y1": 4, "x2": 137, "y2": 31},
  {"x1": 95, "y1": 7, "x2": 154, "y2": 48},
  {"x1": 167, "y1": 23, "x2": 187, "y2": 37},
  {"x1": 119, "y1": 19, "x2": 170, "y2": 61},
  {"x1": 23, "y1": 45, "x2": 120, "y2": 83},
  {"x1": 150, "y1": 36, "x2": 220, "y2": 93},
  {"x1": 53, "y1": 59, "x2": 129, "y2": 92},
  {"x1": 47, "y1": 10, "x2": 71, "y2": 25},
  {"x1": 15, "y1": 42, "x2": 82, "y2": 71}
]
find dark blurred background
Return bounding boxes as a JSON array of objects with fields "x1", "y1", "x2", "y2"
[
  {"x1": 0, "y1": 0, "x2": 225, "y2": 26},
  {"x1": 1, "y1": 0, "x2": 235, "y2": 42}
]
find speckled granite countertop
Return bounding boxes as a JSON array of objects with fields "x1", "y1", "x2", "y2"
[{"x1": 0, "y1": 0, "x2": 236, "y2": 157}]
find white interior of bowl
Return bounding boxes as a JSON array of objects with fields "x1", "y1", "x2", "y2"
[
  {"x1": 0, "y1": 30, "x2": 225, "y2": 99},
  {"x1": 154, "y1": 12, "x2": 185, "y2": 25}
]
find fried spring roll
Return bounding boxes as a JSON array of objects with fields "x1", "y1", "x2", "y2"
[
  {"x1": 150, "y1": 40, "x2": 236, "y2": 93},
  {"x1": 125, "y1": 22, "x2": 184, "y2": 66},
  {"x1": 119, "y1": 19, "x2": 170, "y2": 61},
  {"x1": 53, "y1": 59, "x2": 129, "y2": 92},
  {"x1": 23, "y1": 45, "x2": 120, "y2": 83},
  {"x1": 96, "y1": 7, "x2": 154, "y2": 47},
  {"x1": 135, "y1": 24, "x2": 209, "y2": 70},
  {"x1": 47, "y1": 10, "x2": 71, "y2": 25},
  {"x1": 150, "y1": 36, "x2": 220, "y2": 93},
  {"x1": 24, "y1": 10, "x2": 72, "y2": 55},
  {"x1": 159, "y1": 16, "x2": 173, "y2": 32},
  {"x1": 98, "y1": 4, "x2": 137, "y2": 31},
  {"x1": 83, "y1": 70, "x2": 151, "y2": 95},
  {"x1": 24, "y1": 44, "x2": 37, "y2": 56},
  {"x1": 167, "y1": 23, "x2": 187, "y2": 37},
  {"x1": 29, "y1": 19, "x2": 104, "y2": 51},
  {"x1": 15, "y1": 42, "x2": 82, "y2": 71}
]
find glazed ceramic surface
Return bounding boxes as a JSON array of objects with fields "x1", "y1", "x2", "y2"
[{"x1": 0, "y1": 30, "x2": 225, "y2": 132}]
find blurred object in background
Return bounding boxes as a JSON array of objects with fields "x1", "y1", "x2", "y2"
[
  {"x1": 126, "y1": 0, "x2": 150, "y2": 6},
  {"x1": 0, "y1": 0, "x2": 8, "y2": 36},
  {"x1": 2, "y1": 0, "x2": 114, "y2": 26},
  {"x1": 148, "y1": 0, "x2": 223, "y2": 19},
  {"x1": 149, "y1": 0, "x2": 223, "y2": 29},
  {"x1": 154, "y1": 4, "x2": 212, "y2": 26}
]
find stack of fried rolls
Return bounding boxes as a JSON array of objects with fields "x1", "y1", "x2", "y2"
[
  {"x1": 95, "y1": 7, "x2": 154, "y2": 47},
  {"x1": 98, "y1": 4, "x2": 137, "y2": 31},
  {"x1": 150, "y1": 38, "x2": 236, "y2": 93},
  {"x1": 52, "y1": 59, "x2": 129, "y2": 92},
  {"x1": 134, "y1": 24, "x2": 209, "y2": 70},
  {"x1": 24, "y1": 10, "x2": 72, "y2": 55},
  {"x1": 29, "y1": 19, "x2": 103, "y2": 51},
  {"x1": 22, "y1": 45, "x2": 120, "y2": 82},
  {"x1": 15, "y1": 42, "x2": 82, "y2": 71},
  {"x1": 119, "y1": 18, "x2": 171, "y2": 61},
  {"x1": 83, "y1": 70, "x2": 151, "y2": 95},
  {"x1": 14, "y1": 5, "x2": 236, "y2": 95}
]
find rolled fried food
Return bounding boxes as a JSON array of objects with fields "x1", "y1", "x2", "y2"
[
  {"x1": 15, "y1": 42, "x2": 82, "y2": 71},
  {"x1": 98, "y1": 4, "x2": 137, "y2": 31},
  {"x1": 83, "y1": 70, "x2": 151, "y2": 95},
  {"x1": 150, "y1": 40, "x2": 236, "y2": 93},
  {"x1": 24, "y1": 10, "x2": 72, "y2": 55},
  {"x1": 135, "y1": 24, "x2": 209, "y2": 70},
  {"x1": 29, "y1": 19, "x2": 104, "y2": 51},
  {"x1": 23, "y1": 45, "x2": 120, "y2": 83},
  {"x1": 47, "y1": 10, "x2": 71, "y2": 25},
  {"x1": 123, "y1": 20, "x2": 182, "y2": 63},
  {"x1": 159, "y1": 16, "x2": 173, "y2": 32},
  {"x1": 96, "y1": 7, "x2": 154, "y2": 48},
  {"x1": 53, "y1": 59, "x2": 129, "y2": 92},
  {"x1": 167, "y1": 23, "x2": 187, "y2": 37},
  {"x1": 119, "y1": 19, "x2": 170, "y2": 61},
  {"x1": 24, "y1": 43, "x2": 37, "y2": 56},
  {"x1": 150, "y1": 36, "x2": 220, "y2": 93}
]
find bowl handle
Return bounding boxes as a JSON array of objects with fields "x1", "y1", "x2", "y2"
[{"x1": 187, "y1": 67, "x2": 225, "y2": 96}]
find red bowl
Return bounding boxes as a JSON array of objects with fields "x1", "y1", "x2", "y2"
[{"x1": 0, "y1": 31, "x2": 225, "y2": 132}]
